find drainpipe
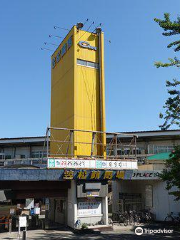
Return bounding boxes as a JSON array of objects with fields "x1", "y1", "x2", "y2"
[{"x1": 96, "y1": 28, "x2": 105, "y2": 157}]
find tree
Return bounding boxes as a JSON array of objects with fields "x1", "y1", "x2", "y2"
[
  {"x1": 154, "y1": 13, "x2": 180, "y2": 200},
  {"x1": 160, "y1": 146, "x2": 180, "y2": 200},
  {"x1": 154, "y1": 13, "x2": 180, "y2": 130}
]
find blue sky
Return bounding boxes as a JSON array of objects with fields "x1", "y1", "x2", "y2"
[{"x1": 0, "y1": 0, "x2": 179, "y2": 137}]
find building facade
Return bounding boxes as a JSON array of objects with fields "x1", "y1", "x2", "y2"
[
  {"x1": 0, "y1": 129, "x2": 180, "y2": 223},
  {"x1": 108, "y1": 129, "x2": 180, "y2": 221}
]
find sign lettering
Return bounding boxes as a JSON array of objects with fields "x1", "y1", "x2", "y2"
[{"x1": 78, "y1": 41, "x2": 97, "y2": 51}]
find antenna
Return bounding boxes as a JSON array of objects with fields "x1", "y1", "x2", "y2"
[
  {"x1": 54, "y1": 26, "x2": 69, "y2": 31},
  {"x1": 44, "y1": 42, "x2": 59, "y2": 47},
  {"x1": 41, "y1": 47, "x2": 53, "y2": 52},
  {"x1": 92, "y1": 23, "x2": 102, "y2": 33},
  {"x1": 105, "y1": 39, "x2": 111, "y2": 44},
  {"x1": 87, "y1": 21, "x2": 95, "y2": 31},
  {"x1": 49, "y1": 34, "x2": 62, "y2": 39},
  {"x1": 83, "y1": 18, "x2": 89, "y2": 27},
  {"x1": 76, "y1": 21, "x2": 95, "y2": 42}
]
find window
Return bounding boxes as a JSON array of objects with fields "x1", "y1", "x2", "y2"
[
  {"x1": 56, "y1": 51, "x2": 61, "y2": 62},
  {"x1": 77, "y1": 59, "x2": 99, "y2": 69},
  {"x1": 148, "y1": 145, "x2": 174, "y2": 154},
  {"x1": 52, "y1": 57, "x2": 56, "y2": 69},
  {"x1": 31, "y1": 151, "x2": 47, "y2": 158},
  {"x1": 67, "y1": 36, "x2": 73, "y2": 49},
  {"x1": 61, "y1": 43, "x2": 67, "y2": 57},
  {"x1": 0, "y1": 154, "x2": 5, "y2": 160},
  {"x1": 145, "y1": 185, "x2": 153, "y2": 208}
]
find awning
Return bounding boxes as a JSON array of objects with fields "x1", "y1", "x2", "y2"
[{"x1": 147, "y1": 152, "x2": 171, "y2": 160}]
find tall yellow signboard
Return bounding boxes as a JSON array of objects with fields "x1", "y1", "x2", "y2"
[{"x1": 51, "y1": 25, "x2": 106, "y2": 158}]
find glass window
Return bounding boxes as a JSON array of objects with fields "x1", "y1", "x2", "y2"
[
  {"x1": 67, "y1": 36, "x2": 73, "y2": 49},
  {"x1": 77, "y1": 59, "x2": 99, "y2": 69},
  {"x1": 52, "y1": 57, "x2": 56, "y2": 69},
  {"x1": 77, "y1": 59, "x2": 86, "y2": 66},
  {"x1": 56, "y1": 51, "x2": 61, "y2": 62},
  {"x1": 31, "y1": 151, "x2": 47, "y2": 158},
  {"x1": 145, "y1": 185, "x2": 153, "y2": 208},
  {"x1": 61, "y1": 43, "x2": 67, "y2": 57},
  {"x1": 148, "y1": 145, "x2": 174, "y2": 154}
]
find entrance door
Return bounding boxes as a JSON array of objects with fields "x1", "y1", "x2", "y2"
[{"x1": 54, "y1": 199, "x2": 66, "y2": 224}]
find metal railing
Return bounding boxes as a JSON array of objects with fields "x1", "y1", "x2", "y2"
[
  {"x1": 1, "y1": 158, "x2": 47, "y2": 168},
  {"x1": 46, "y1": 127, "x2": 138, "y2": 160}
]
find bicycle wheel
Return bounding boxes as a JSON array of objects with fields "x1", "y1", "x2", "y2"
[
  {"x1": 164, "y1": 216, "x2": 173, "y2": 222},
  {"x1": 124, "y1": 219, "x2": 128, "y2": 226}
]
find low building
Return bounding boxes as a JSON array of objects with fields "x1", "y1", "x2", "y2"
[
  {"x1": 109, "y1": 129, "x2": 180, "y2": 221},
  {"x1": 0, "y1": 131, "x2": 137, "y2": 228},
  {"x1": 0, "y1": 129, "x2": 180, "y2": 224}
]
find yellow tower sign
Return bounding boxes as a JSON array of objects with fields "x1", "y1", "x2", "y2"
[{"x1": 50, "y1": 25, "x2": 106, "y2": 158}]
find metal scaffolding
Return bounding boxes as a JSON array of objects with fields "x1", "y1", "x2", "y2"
[{"x1": 46, "y1": 127, "x2": 138, "y2": 160}]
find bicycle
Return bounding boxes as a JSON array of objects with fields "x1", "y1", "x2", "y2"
[
  {"x1": 117, "y1": 211, "x2": 129, "y2": 226},
  {"x1": 164, "y1": 212, "x2": 180, "y2": 223}
]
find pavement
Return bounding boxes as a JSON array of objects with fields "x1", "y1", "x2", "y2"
[{"x1": 0, "y1": 223, "x2": 179, "y2": 240}]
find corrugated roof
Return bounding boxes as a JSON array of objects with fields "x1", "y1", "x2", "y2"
[{"x1": 0, "y1": 136, "x2": 46, "y2": 140}]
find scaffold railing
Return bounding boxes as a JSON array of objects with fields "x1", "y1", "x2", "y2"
[{"x1": 46, "y1": 127, "x2": 138, "y2": 160}]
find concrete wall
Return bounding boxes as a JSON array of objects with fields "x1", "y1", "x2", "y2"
[
  {"x1": 0, "y1": 145, "x2": 46, "y2": 159},
  {"x1": 112, "y1": 180, "x2": 180, "y2": 221},
  {"x1": 67, "y1": 180, "x2": 77, "y2": 228},
  {"x1": 153, "y1": 181, "x2": 180, "y2": 221}
]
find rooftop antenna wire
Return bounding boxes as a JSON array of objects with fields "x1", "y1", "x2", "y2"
[
  {"x1": 92, "y1": 23, "x2": 102, "y2": 33},
  {"x1": 76, "y1": 21, "x2": 95, "y2": 42},
  {"x1": 44, "y1": 42, "x2": 59, "y2": 47},
  {"x1": 49, "y1": 34, "x2": 62, "y2": 39},
  {"x1": 83, "y1": 18, "x2": 89, "y2": 27},
  {"x1": 105, "y1": 38, "x2": 111, "y2": 44},
  {"x1": 41, "y1": 47, "x2": 53, "y2": 52},
  {"x1": 54, "y1": 26, "x2": 69, "y2": 31}
]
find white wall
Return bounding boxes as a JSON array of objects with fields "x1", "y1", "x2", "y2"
[
  {"x1": 67, "y1": 180, "x2": 77, "y2": 228},
  {"x1": 153, "y1": 181, "x2": 180, "y2": 220},
  {"x1": 112, "y1": 180, "x2": 180, "y2": 221}
]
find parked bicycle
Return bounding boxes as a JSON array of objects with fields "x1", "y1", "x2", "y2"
[
  {"x1": 140, "y1": 209, "x2": 153, "y2": 223},
  {"x1": 164, "y1": 212, "x2": 180, "y2": 223},
  {"x1": 117, "y1": 211, "x2": 129, "y2": 226},
  {"x1": 115, "y1": 209, "x2": 152, "y2": 226}
]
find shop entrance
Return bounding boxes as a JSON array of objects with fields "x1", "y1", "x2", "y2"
[
  {"x1": 119, "y1": 193, "x2": 143, "y2": 213},
  {"x1": 48, "y1": 198, "x2": 67, "y2": 225},
  {"x1": 55, "y1": 199, "x2": 66, "y2": 224},
  {"x1": 0, "y1": 181, "x2": 70, "y2": 231}
]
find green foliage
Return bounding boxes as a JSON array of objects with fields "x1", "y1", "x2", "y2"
[
  {"x1": 154, "y1": 13, "x2": 180, "y2": 130},
  {"x1": 160, "y1": 146, "x2": 180, "y2": 200},
  {"x1": 154, "y1": 13, "x2": 180, "y2": 51},
  {"x1": 81, "y1": 223, "x2": 88, "y2": 229}
]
